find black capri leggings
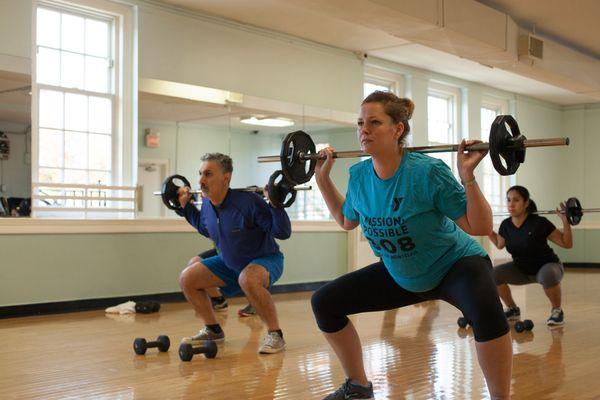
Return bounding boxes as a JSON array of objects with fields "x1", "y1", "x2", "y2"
[{"x1": 311, "y1": 255, "x2": 509, "y2": 342}]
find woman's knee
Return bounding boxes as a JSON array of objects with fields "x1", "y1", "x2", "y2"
[
  {"x1": 538, "y1": 263, "x2": 563, "y2": 288},
  {"x1": 311, "y1": 284, "x2": 348, "y2": 333}
]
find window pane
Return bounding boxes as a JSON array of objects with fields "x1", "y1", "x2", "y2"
[
  {"x1": 38, "y1": 129, "x2": 63, "y2": 168},
  {"x1": 89, "y1": 134, "x2": 111, "y2": 170},
  {"x1": 89, "y1": 170, "x2": 111, "y2": 186},
  {"x1": 85, "y1": 56, "x2": 109, "y2": 93},
  {"x1": 37, "y1": 47, "x2": 60, "y2": 85},
  {"x1": 61, "y1": 52, "x2": 85, "y2": 89},
  {"x1": 88, "y1": 97, "x2": 112, "y2": 133},
  {"x1": 39, "y1": 167, "x2": 63, "y2": 183},
  {"x1": 428, "y1": 121, "x2": 450, "y2": 143},
  {"x1": 428, "y1": 95, "x2": 452, "y2": 144},
  {"x1": 61, "y1": 13, "x2": 85, "y2": 53},
  {"x1": 429, "y1": 96, "x2": 448, "y2": 121},
  {"x1": 85, "y1": 19, "x2": 109, "y2": 57},
  {"x1": 37, "y1": 8, "x2": 60, "y2": 48},
  {"x1": 364, "y1": 82, "x2": 390, "y2": 97},
  {"x1": 65, "y1": 131, "x2": 88, "y2": 169},
  {"x1": 64, "y1": 169, "x2": 88, "y2": 184},
  {"x1": 65, "y1": 93, "x2": 88, "y2": 132},
  {"x1": 39, "y1": 90, "x2": 64, "y2": 129}
]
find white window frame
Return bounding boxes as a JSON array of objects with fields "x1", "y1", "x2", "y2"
[
  {"x1": 31, "y1": 0, "x2": 135, "y2": 219},
  {"x1": 427, "y1": 82, "x2": 460, "y2": 174},
  {"x1": 288, "y1": 142, "x2": 331, "y2": 221},
  {"x1": 363, "y1": 66, "x2": 405, "y2": 98},
  {"x1": 480, "y1": 96, "x2": 514, "y2": 218}
]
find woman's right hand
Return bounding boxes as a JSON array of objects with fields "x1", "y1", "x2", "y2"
[
  {"x1": 315, "y1": 146, "x2": 336, "y2": 181},
  {"x1": 177, "y1": 186, "x2": 192, "y2": 207}
]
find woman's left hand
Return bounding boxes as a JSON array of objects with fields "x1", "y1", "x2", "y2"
[
  {"x1": 457, "y1": 139, "x2": 488, "y2": 182},
  {"x1": 557, "y1": 201, "x2": 568, "y2": 224}
]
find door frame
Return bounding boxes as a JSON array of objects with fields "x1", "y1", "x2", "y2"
[{"x1": 137, "y1": 158, "x2": 170, "y2": 218}]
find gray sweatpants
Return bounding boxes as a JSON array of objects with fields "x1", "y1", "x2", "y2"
[{"x1": 493, "y1": 261, "x2": 564, "y2": 289}]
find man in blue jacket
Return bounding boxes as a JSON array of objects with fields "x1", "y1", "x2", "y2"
[{"x1": 177, "y1": 153, "x2": 291, "y2": 354}]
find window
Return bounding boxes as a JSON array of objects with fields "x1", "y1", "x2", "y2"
[
  {"x1": 427, "y1": 87, "x2": 458, "y2": 174},
  {"x1": 364, "y1": 81, "x2": 392, "y2": 97},
  {"x1": 481, "y1": 99, "x2": 512, "y2": 216},
  {"x1": 287, "y1": 143, "x2": 331, "y2": 220},
  {"x1": 32, "y1": 1, "x2": 134, "y2": 218}
]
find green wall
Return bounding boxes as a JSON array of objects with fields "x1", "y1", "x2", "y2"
[{"x1": 0, "y1": 231, "x2": 346, "y2": 307}]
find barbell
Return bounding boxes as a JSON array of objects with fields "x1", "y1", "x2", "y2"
[
  {"x1": 494, "y1": 197, "x2": 600, "y2": 226},
  {"x1": 154, "y1": 171, "x2": 310, "y2": 210},
  {"x1": 257, "y1": 115, "x2": 569, "y2": 185}
]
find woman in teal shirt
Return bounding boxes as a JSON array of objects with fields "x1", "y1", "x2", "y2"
[{"x1": 312, "y1": 91, "x2": 512, "y2": 400}]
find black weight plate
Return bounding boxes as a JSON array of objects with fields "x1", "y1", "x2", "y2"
[
  {"x1": 489, "y1": 115, "x2": 523, "y2": 176},
  {"x1": 566, "y1": 197, "x2": 583, "y2": 226},
  {"x1": 280, "y1": 130, "x2": 316, "y2": 185},
  {"x1": 268, "y1": 170, "x2": 297, "y2": 208},
  {"x1": 160, "y1": 174, "x2": 196, "y2": 210}
]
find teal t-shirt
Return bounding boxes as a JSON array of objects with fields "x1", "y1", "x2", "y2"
[{"x1": 342, "y1": 152, "x2": 488, "y2": 292}]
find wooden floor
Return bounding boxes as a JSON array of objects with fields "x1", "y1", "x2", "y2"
[{"x1": 2, "y1": 269, "x2": 600, "y2": 399}]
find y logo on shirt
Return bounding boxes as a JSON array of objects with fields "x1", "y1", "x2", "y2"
[{"x1": 392, "y1": 197, "x2": 403, "y2": 212}]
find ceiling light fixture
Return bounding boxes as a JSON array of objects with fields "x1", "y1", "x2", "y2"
[{"x1": 240, "y1": 115, "x2": 295, "y2": 128}]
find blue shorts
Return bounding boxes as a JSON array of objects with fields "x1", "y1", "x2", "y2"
[{"x1": 201, "y1": 252, "x2": 284, "y2": 297}]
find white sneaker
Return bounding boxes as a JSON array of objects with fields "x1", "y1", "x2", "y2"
[
  {"x1": 181, "y1": 326, "x2": 225, "y2": 345},
  {"x1": 258, "y1": 331, "x2": 286, "y2": 354}
]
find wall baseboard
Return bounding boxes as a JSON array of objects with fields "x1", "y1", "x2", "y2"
[
  {"x1": 564, "y1": 263, "x2": 600, "y2": 269},
  {"x1": 0, "y1": 281, "x2": 329, "y2": 319}
]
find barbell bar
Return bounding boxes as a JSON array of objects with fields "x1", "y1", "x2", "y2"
[
  {"x1": 257, "y1": 115, "x2": 570, "y2": 185},
  {"x1": 494, "y1": 197, "x2": 600, "y2": 226},
  {"x1": 151, "y1": 185, "x2": 311, "y2": 197},
  {"x1": 155, "y1": 172, "x2": 311, "y2": 211}
]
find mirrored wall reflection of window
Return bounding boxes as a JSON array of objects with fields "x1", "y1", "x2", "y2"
[
  {"x1": 427, "y1": 87, "x2": 458, "y2": 175},
  {"x1": 0, "y1": 72, "x2": 32, "y2": 217},
  {"x1": 138, "y1": 89, "x2": 355, "y2": 220},
  {"x1": 481, "y1": 98, "x2": 512, "y2": 217}
]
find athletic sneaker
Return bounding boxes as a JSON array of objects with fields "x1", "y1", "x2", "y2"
[
  {"x1": 323, "y1": 379, "x2": 374, "y2": 400},
  {"x1": 211, "y1": 297, "x2": 228, "y2": 312},
  {"x1": 238, "y1": 303, "x2": 256, "y2": 317},
  {"x1": 258, "y1": 331, "x2": 286, "y2": 354},
  {"x1": 504, "y1": 306, "x2": 521, "y2": 321},
  {"x1": 547, "y1": 308, "x2": 564, "y2": 326},
  {"x1": 181, "y1": 326, "x2": 225, "y2": 345}
]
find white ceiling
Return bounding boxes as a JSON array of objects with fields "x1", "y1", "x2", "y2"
[
  {"x1": 476, "y1": 0, "x2": 600, "y2": 57},
  {"x1": 156, "y1": 0, "x2": 600, "y2": 105}
]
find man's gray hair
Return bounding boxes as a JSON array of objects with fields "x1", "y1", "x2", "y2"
[{"x1": 200, "y1": 153, "x2": 233, "y2": 173}]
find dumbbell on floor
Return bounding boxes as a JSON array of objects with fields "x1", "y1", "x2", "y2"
[
  {"x1": 179, "y1": 340, "x2": 218, "y2": 361},
  {"x1": 457, "y1": 316, "x2": 471, "y2": 328},
  {"x1": 133, "y1": 335, "x2": 170, "y2": 355},
  {"x1": 514, "y1": 319, "x2": 534, "y2": 333}
]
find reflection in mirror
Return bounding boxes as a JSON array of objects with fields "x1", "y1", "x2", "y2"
[
  {"x1": 138, "y1": 89, "x2": 355, "y2": 221},
  {"x1": 0, "y1": 71, "x2": 31, "y2": 217},
  {"x1": 138, "y1": 92, "x2": 232, "y2": 218}
]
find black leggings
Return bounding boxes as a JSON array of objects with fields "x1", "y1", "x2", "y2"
[{"x1": 311, "y1": 256, "x2": 509, "y2": 342}]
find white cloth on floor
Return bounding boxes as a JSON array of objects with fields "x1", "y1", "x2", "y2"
[{"x1": 105, "y1": 300, "x2": 136, "y2": 314}]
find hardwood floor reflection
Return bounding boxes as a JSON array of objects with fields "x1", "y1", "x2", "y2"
[{"x1": 0, "y1": 269, "x2": 598, "y2": 399}]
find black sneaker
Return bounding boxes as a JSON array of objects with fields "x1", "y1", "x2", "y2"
[
  {"x1": 547, "y1": 308, "x2": 564, "y2": 326},
  {"x1": 211, "y1": 297, "x2": 228, "y2": 312},
  {"x1": 504, "y1": 306, "x2": 520, "y2": 321},
  {"x1": 323, "y1": 379, "x2": 374, "y2": 400}
]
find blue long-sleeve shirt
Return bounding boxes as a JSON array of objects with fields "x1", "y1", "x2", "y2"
[{"x1": 179, "y1": 189, "x2": 291, "y2": 272}]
